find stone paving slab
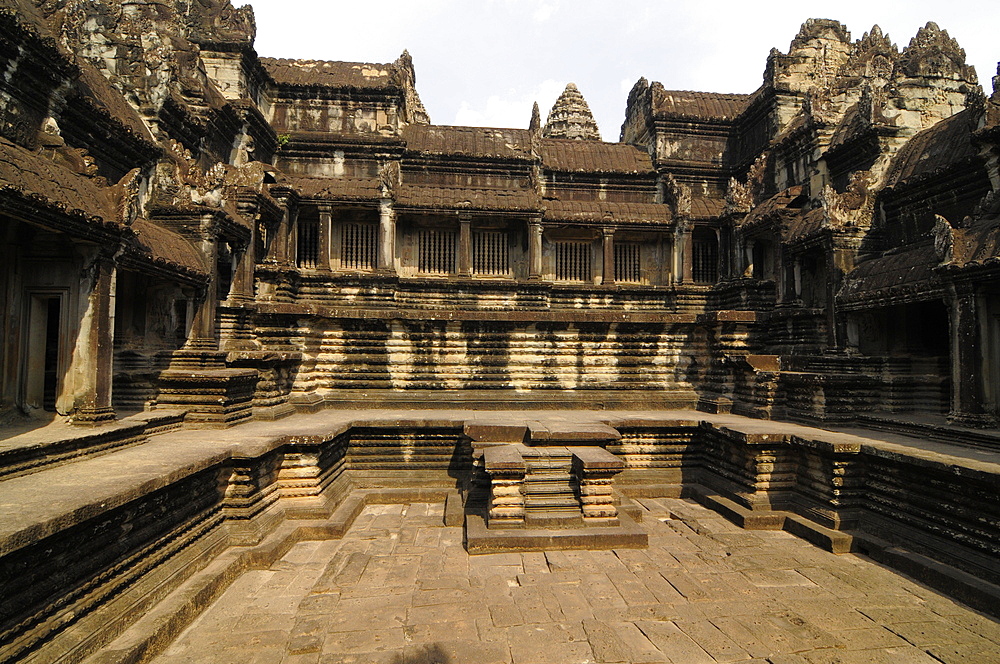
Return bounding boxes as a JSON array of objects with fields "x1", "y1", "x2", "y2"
[{"x1": 147, "y1": 499, "x2": 1000, "y2": 664}]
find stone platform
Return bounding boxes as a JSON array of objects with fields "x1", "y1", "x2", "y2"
[
  {"x1": 1, "y1": 409, "x2": 999, "y2": 664},
  {"x1": 145, "y1": 499, "x2": 1000, "y2": 664}
]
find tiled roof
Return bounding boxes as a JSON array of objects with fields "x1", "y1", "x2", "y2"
[
  {"x1": 838, "y1": 243, "x2": 943, "y2": 309},
  {"x1": 539, "y1": 139, "x2": 654, "y2": 174},
  {"x1": 126, "y1": 218, "x2": 208, "y2": 279},
  {"x1": 654, "y1": 90, "x2": 750, "y2": 121},
  {"x1": 75, "y1": 59, "x2": 155, "y2": 144},
  {"x1": 953, "y1": 219, "x2": 1000, "y2": 268},
  {"x1": 784, "y1": 207, "x2": 827, "y2": 244},
  {"x1": 543, "y1": 200, "x2": 671, "y2": 224},
  {"x1": 396, "y1": 184, "x2": 539, "y2": 211},
  {"x1": 689, "y1": 195, "x2": 726, "y2": 219},
  {"x1": 885, "y1": 111, "x2": 977, "y2": 188},
  {"x1": 276, "y1": 175, "x2": 382, "y2": 201},
  {"x1": 403, "y1": 125, "x2": 534, "y2": 160},
  {"x1": 0, "y1": 136, "x2": 119, "y2": 224},
  {"x1": 741, "y1": 186, "x2": 808, "y2": 229},
  {"x1": 261, "y1": 58, "x2": 395, "y2": 89}
]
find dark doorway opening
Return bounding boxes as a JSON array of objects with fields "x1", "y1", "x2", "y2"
[{"x1": 42, "y1": 296, "x2": 60, "y2": 411}]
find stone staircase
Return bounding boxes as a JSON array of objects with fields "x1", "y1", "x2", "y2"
[
  {"x1": 463, "y1": 421, "x2": 647, "y2": 552},
  {"x1": 521, "y1": 446, "x2": 582, "y2": 527}
]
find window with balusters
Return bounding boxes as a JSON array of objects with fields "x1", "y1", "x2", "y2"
[
  {"x1": 296, "y1": 218, "x2": 319, "y2": 269},
  {"x1": 555, "y1": 240, "x2": 592, "y2": 282},
  {"x1": 614, "y1": 242, "x2": 642, "y2": 283},
  {"x1": 692, "y1": 229, "x2": 719, "y2": 284},
  {"x1": 418, "y1": 228, "x2": 457, "y2": 275},
  {"x1": 472, "y1": 230, "x2": 509, "y2": 276},
  {"x1": 341, "y1": 222, "x2": 378, "y2": 271}
]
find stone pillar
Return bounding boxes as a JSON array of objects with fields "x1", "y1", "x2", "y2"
[
  {"x1": 317, "y1": 204, "x2": 332, "y2": 272},
  {"x1": 72, "y1": 254, "x2": 116, "y2": 425},
  {"x1": 571, "y1": 447, "x2": 625, "y2": 523},
  {"x1": 744, "y1": 238, "x2": 756, "y2": 278},
  {"x1": 948, "y1": 285, "x2": 990, "y2": 425},
  {"x1": 271, "y1": 209, "x2": 285, "y2": 263},
  {"x1": 601, "y1": 227, "x2": 615, "y2": 285},
  {"x1": 680, "y1": 228, "x2": 693, "y2": 283},
  {"x1": 289, "y1": 206, "x2": 300, "y2": 267},
  {"x1": 528, "y1": 217, "x2": 543, "y2": 280},
  {"x1": 187, "y1": 215, "x2": 221, "y2": 349},
  {"x1": 378, "y1": 198, "x2": 396, "y2": 273},
  {"x1": 793, "y1": 258, "x2": 802, "y2": 300},
  {"x1": 229, "y1": 236, "x2": 254, "y2": 303},
  {"x1": 484, "y1": 444, "x2": 526, "y2": 527},
  {"x1": 458, "y1": 213, "x2": 472, "y2": 276}
]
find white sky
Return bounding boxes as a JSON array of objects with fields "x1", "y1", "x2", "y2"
[{"x1": 247, "y1": 0, "x2": 999, "y2": 142}]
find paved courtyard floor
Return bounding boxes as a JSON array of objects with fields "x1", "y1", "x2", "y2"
[{"x1": 150, "y1": 499, "x2": 1000, "y2": 664}]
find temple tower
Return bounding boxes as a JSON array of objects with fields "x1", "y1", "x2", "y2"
[{"x1": 543, "y1": 83, "x2": 601, "y2": 140}]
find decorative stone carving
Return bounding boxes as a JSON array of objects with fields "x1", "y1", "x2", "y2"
[
  {"x1": 895, "y1": 22, "x2": 977, "y2": 82},
  {"x1": 933, "y1": 215, "x2": 954, "y2": 263}
]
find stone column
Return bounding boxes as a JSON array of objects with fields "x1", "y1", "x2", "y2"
[
  {"x1": 571, "y1": 447, "x2": 625, "y2": 523},
  {"x1": 458, "y1": 213, "x2": 472, "y2": 276},
  {"x1": 317, "y1": 204, "x2": 332, "y2": 272},
  {"x1": 793, "y1": 258, "x2": 802, "y2": 300},
  {"x1": 744, "y1": 238, "x2": 756, "y2": 279},
  {"x1": 271, "y1": 206, "x2": 287, "y2": 263},
  {"x1": 528, "y1": 217, "x2": 543, "y2": 280},
  {"x1": 378, "y1": 198, "x2": 396, "y2": 273},
  {"x1": 601, "y1": 227, "x2": 615, "y2": 285},
  {"x1": 680, "y1": 227, "x2": 693, "y2": 283},
  {"x1": 187, "y1": 214, "x2": 221, "y2": 349},
  {"x1": 948, "y1": 284, "x2": 989, "y2": 425},
  {"x1": 289, "y1": 206, "x2": 300, "y2": 267},
  {"x1": 72, "y1": 254, "x2": 116, "y2": 425},
  {"x1": 484, "y1": 444, "x2": 526, "y2": 527},
  {"x1": 229, "y1": 236, "x2": 254, "y2": 303}
]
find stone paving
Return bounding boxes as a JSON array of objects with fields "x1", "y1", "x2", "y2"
[{"x1": 151, "y1": 499, "x2": 1000, "y2": 664}]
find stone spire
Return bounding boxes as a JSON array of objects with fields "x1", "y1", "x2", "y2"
[
  {"x1": 529, "y1": 101, "x2": 541, "y2": 133},
  {"x1": 543, "y1": 83, "x2": 601, "y2": 140}
]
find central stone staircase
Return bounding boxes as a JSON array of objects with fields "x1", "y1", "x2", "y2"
[
  {"x1": 522, "y1": 446, "x2": 583, "y2": 527},
  {"x1": 462, "y1": 420, "x2": 647, "y2": 552}
]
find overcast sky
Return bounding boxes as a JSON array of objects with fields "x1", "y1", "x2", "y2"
[{"x1": 247, "y1": 0, "x2": 999, "y2": 142}]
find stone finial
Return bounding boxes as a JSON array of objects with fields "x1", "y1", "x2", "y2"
[
  {"x1": 529, "y1": 101, "x2": 541, "y2": 133},
  {"x1": 543, "y1": 83, "x2": 601, "y2": 141},
  {"x1": 896, "y1": 22, "x2": 977, "y2": 83},
  {"x1": 393, "y1": 50, "x2": 430, "y2": 125}
]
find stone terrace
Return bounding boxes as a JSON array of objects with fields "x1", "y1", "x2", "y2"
[
  {"x1": 151, "y1": 499, "x2": 1000, "y2": 664},
  {"x1": 2, "y1": 409, "x2": 999, "y2": 664}
]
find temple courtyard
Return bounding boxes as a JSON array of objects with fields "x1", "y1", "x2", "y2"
[{"x1": 151, "y1": 498, "x2": 999, "y2": 664}]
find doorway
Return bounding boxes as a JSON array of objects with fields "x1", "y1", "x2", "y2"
[{"x1": 23, "y1": 292, "x2": 63, "y2": 413}]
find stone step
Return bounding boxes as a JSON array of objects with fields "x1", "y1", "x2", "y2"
[
  {"x1": 525, "y1": 496, "x2": 580, "y2": 510},
  {"x1": 523, "y1": 478, "x2": 575, "y2": 490}
]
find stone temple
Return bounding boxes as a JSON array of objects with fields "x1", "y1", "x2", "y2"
[{"x1": 0, "y1": 2, "x2": 999, "y2": 662}]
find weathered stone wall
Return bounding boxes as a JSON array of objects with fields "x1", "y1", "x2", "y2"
[{"x1": 265, "y1": 317, "x2": 699, "y2": 398}]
